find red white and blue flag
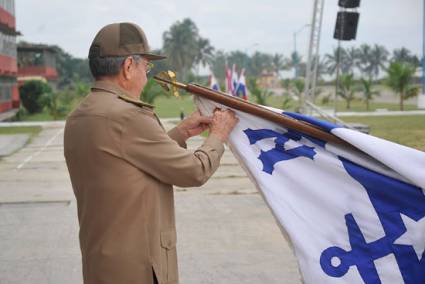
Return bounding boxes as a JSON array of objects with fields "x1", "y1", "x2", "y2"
[
  {"x1": 208, "y1": 73, "x2": 220, "y2": 91},
  {"x1": 225, "y1": 64, "x2": 234, "y2": 95},
  {"x1": 235, "y1": 68, "x2": 248, "y2": 100},
  {"x1": 231, "y1": 64, "x2": 238, "y2": 96}
]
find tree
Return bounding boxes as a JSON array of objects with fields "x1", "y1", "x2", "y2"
[
  {"x1": 369, "y1": 44, "x2": 389, "y2": 79},
  {"x1": 19, "y1": 80, "x2": 52, "y2": 114},
  {"x1": 73, "y1": 80, "x2": 90, "y2": 97},
  {"x1": 290, "y1": 51, "x2": 303, "y2": 78},
  {"x1": 386, "y1": 62, "x2": 419, "y2": 110},
  {"x1": 338, "y1": 74, "x2": 356, "y2": 109},
  {"x1": 163, "y1": 18, "x2": 204, "y2": 80},
  {"x1": 357, "y1": 44, "x2": 388, "y2": 79},
  {"x1": 325, "y1": 47, "x2": 351, "y2": 76},
  {"x1": 292, "y1": 78, "x2": 305, "y2": 99},
  {"x1": 41, "y1": 89, "x2": 73, "y2": 120},
  {"x1": 314, "y1": 55, "x2": 328, "y2": 81},
  {"x1": 357, "y1": 44, "x2": 373, "y2": 78},
  {"x1": 194, "y1": 37, "x2": 214, "y2": 74},
  {"x1": 227, "y1": 50, "x2": 250, "y2": 72},
  {"x1": 140, "y1": 79, "x2": 170, "y2": 105},
  {"x1": 271, "y1": 53, "x2": 289, "y2": 77},
  {"x1": 210, "y1": 50, "x2": 227, "y2": 81},
  {"x1": 247, "y1": 77, "x2": 271, "y2": 105},
  {"x1": 51, "y1": 45, "x2": 92, "y2": 88},
  {"x1": 345, "y1": 47, "x2": 359, "y2": 74},
  {"x1": 249, "y1": 51, "x2": 273, "y2": 77},
  {"x1": 359, "y1": 78, "x2": 379, "y2": 111},
  {"x1": 280, "y1": 78, "x2": 292, "y2": 95},
  {"x1": 392, "y1": 47, "x2": 420, "y2": 67}
]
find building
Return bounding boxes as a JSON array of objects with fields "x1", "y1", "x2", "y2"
[
  {"x1": 0, "y1": 0, "x2": 20, "y2": 117},
  {"x1": 257, "y1": 70, "x2": 280, "y2": 89},
  {"x1": 17, "y1": 43, "x2": 58, "y2": 88}
]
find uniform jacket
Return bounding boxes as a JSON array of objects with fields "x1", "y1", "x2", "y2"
[{"x1": 64, "y1": 81, "x2": 224, "y2": 284}]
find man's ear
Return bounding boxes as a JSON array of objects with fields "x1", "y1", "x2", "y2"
[{"x1": 122, "y1": 57, "x2": 132, "y2": 80}]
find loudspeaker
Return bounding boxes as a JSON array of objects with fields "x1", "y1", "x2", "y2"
[
  {"x1": 333, "y1": 12, "x2": 359, "y2": 41},
  {"x1": 338, "y1": 0, "x2": 360, "y2": 8}
]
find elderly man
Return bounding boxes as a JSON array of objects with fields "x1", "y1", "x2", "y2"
[{"x1": 64, "y1": 22, "x2": 238, "y2": 284}]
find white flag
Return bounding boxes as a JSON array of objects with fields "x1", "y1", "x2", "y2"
[{"x1": 195, "y1": 97, "x2": 425, "y2": 284}]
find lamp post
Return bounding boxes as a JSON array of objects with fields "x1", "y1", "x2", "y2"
[{"x1": 293, "y1": 24, "x2": 310, "y2": 78}]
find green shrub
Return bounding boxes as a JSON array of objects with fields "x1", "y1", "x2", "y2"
[{"x1": 19, "y1": 80, "x2": 52, "y2": 114}]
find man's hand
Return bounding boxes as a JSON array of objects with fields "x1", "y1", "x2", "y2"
[
  {"x1": 210, "y1": 109, "x2": 239, "y2": 142},
  {"x1": 176, "y1": 111, "x2": 212, "y2": 141}
]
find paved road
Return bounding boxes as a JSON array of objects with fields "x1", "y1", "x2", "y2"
[{"x1": 0, "y1": 120, "x2": 301, "y2": 284}]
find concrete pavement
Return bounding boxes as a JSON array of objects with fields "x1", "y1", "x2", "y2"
[{"x1": 0, "y1": 120, "x2": 301, "y2": 284}]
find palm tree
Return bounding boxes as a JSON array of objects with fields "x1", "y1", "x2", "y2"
[
  {"x1": 325, "y1": 47, "x2": 349, "y2": 76},
  {"x1": 291, "y1": 78, "x2": 305, "y2": 101},
  {"x1": 386, "y1": 62, "x2": 420, "y2": 110},
  {"x1": 345, "y1": 47, "x2": 359, "y2": 74},
  {"x1": 369, "y1": 44, "x2": 389, "y2": 79},
  {"x1": 227, "y1": 50, "x2": 250, "y2": 70},
  {"x1": 290, "y1": 51, "x2": 303, "y2": 78},
  {"x1": 308, "y1": 55, "x2": 327, "y2": 80},
  {"x1": 163, "y1": 18, "x2": 201, "y2": 80},
  {"x1": 249, "y1": 51, "x2": 273, "y2": 77},
  {"x1": 359, "y1": 78, "x2": 379, "y2": 111},
  {"x1": 357, "y1": 44, "x2": 373, "y2": 79},
  {"x1": 271, "y1": 53, "x2": 289, "y2": 77},
  {"x1": 194, "y1": 38, "x2": 214, "y2": 70},
  {"x1": 392, "y1": 47, "x2": 421, "y2": 66},
  {"x1": 357, "y1": 44, "x2": 388, "y2": 80},
  {"x1": 338, "y1": 74, "x2": 356, "y2": 109}
]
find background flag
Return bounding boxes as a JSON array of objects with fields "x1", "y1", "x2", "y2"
[
  {"x1": 231, "y1": 64, "x2": 239, "y2": 96},
  {"x1": 208, "y1": 72, "x2": 220, "y2": 91},
  {"x1": 225, "y1": 64, "x2": 234, "y2": 95},
  {"x1": 235, "y1": 68, "x2": 248, "y2": 100}
]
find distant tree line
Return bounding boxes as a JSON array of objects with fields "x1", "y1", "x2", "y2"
[{"x1": 18, "y1": 18, "x2": 420, "y2": 116}]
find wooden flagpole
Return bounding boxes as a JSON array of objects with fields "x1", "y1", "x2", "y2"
[{"x1": 154, "y1": 75, "x2": 350, "y2": 147}]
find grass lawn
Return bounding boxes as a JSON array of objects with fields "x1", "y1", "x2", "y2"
[
  {"x1": 154, "y1": 95, "x2": 196, "y2": 118},
  {"x1": 342, "y1": 115, "x2": 425, "y2": 151},
  {"x1": 265, "y1": 96, "x2": 418, "y2": 112},
  {"x1": 0, "y1": 126, "x2": 42, "y2": 136}
]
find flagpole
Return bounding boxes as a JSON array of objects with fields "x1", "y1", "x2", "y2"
[{"x1": 154, "y1": 75, "x2": 350, "y2": 147}]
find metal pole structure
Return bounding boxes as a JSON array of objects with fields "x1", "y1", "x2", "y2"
[
  {"x1": 334, "y1": 39, "x2": 342, "y2": 116},
  {"x1": 419, "y1": 0, "x2": 425, "y2": 108},
  {"x1": 293, "y1": 24, "x2": 310, "y2": 79},
  {"x1": 302, "y1": 0, "x2": 325, "y2": 114}
]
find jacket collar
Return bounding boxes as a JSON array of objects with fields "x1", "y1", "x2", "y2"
[{"x1": 91, "y1": 80, "x2": 154, "y2": 109}]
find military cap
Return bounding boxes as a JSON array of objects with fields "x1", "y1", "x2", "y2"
[{"x1": 88, "y1": 22, "x2": 166, "y2": 60}]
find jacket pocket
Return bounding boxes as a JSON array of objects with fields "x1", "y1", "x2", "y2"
[{"x1": 160, "y1": 230, "x2": 178, "y2": 283}]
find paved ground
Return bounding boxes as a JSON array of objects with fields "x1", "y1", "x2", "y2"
[
  {"x1": 0, "y1": 134, "x2": 30, "y2": 157},
  {"x1": 0, "y1": 120, "x2": 301, "y2": 284}
]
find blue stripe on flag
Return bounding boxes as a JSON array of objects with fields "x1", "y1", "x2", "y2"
[{"x1": 283, "y1": 112, "x2": 341, "y2": 132}]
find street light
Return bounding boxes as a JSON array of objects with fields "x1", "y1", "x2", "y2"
[{"x1": 293, "y1": 24, "x2": 310, "y2": 78}]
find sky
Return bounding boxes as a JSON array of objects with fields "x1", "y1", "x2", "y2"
[{"x1": 15, "y1": 0, "x2": 422, "y2": 60}]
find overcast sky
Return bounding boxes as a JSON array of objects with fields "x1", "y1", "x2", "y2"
[{"x1": 16, "y1": 0, "x2": 422, "y2": 59}]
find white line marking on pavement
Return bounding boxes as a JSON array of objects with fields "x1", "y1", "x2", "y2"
[{"x1": 16, "y1": 128, "x2": 64, "y2": 170}]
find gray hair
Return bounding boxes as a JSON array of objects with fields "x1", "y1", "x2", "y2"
[{"x1": 89, "y1": 55, "x2": 143, "y2": 79}]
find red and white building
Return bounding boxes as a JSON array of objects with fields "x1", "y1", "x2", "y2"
[
  {"x1": 17, "y1": 43, "x2": 58, "y2": 87},
  {"x1": 0, "y1": 0, "x2": 20, "y2": 116}
]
